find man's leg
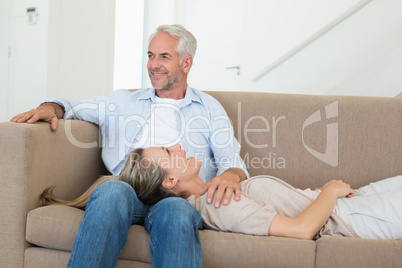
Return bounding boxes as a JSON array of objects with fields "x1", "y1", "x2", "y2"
[
  {"x1": 145, "y1": 197, "x2": 203, "y2": 268},
  {"x1": 67, "y1": 180, "x2": 149, "y2": 268}
]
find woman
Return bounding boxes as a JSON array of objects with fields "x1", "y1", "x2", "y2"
[{"x1": 42, "y1": 144, "x2": 402, "y2": 240}]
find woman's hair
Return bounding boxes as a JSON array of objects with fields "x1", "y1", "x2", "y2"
[
  {"x1": 40, "y1": 176, "x2": 115, "y2": 208},
  {"x1": 118, "y1": 148, "x2": 179, "y2": 205},
  {"x1": 40, "y1": 148, "x2": 180, "y2": 208},
  {"x1": 149, "y1": 24, "x2": 197, "y2": 63}
]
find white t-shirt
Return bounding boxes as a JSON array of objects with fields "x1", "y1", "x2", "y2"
[{"x1": 134, "y1": 96, "x2": 183, "y2": 148}]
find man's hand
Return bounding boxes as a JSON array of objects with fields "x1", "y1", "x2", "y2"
[
  {"x1": 199, "y1": 168, "x2": 246, "y2": 208},
  {"x1": 10, "y1": 103, "x2": 64, "y2": 132}
]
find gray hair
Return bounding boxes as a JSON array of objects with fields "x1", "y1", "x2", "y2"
[{"x1": 149, "y1": 24, "x2": 197, "y2": 62}]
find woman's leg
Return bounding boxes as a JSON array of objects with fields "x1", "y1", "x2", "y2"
[
  {"x1": 145, "y1": 197, "x2": 203, "y2": 268},
  {"x1": 356, "y1": 175, "x2": 402, "y2": 195},
  {"x1": 67, "y1": 180, "x2": 149, "y2": 268},
  {"x1": 336, "y1": 177, "x2": 402, "y2": 240}
]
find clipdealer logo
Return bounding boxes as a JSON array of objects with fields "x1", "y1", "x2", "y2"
[{"x1": 302, "y1": 101, "x2": 338, "y2": 167}]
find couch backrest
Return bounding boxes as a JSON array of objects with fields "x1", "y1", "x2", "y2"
[{"x1": 207, "y1": 91, "x2": 402, "y2": 189}]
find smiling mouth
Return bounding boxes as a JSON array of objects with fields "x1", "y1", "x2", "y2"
[
  {"x1": 152, "y1": 72, "x2": 167, "y2": 77},
  {"x1": 150, "y1": 69, "x2": 168, "y2": 77}
]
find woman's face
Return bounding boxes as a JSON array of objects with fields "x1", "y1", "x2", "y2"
[{"x1": 143, "y1": 144, "x2": 201, "y2": 181}]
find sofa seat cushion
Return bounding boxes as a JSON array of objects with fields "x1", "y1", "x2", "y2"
[
  {"x1": 26, "y1": 205, "x2": 317, "y2": 267},
  {"x1": 315, "y1": 236, "x2": 402, "y2": 268},
  {"x1": 199, "y1": 229, "x2": 316, "y2": 267},
  {"x1": 26, "y1": 206, "x2": 152, "y2": 263},
  {"x1": 26, "y1": 206, "x2": 83, "y2": 251}
]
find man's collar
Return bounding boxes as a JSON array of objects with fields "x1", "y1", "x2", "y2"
[
  {"x1": 182, "y1": 86, "x2": 202, "y2": 106},
  {"x1": 138, "y1": 88, "x2": 156, "y2": 101},
  {"x1": 138, "y1": 86, "x2": 202, "y2": 106}
]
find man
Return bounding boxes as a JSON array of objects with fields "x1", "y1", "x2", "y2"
[{"x1": 11, "y1": 24, "x2": 248, "y2": 267}]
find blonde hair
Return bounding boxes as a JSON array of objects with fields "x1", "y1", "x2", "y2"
[
  {"x1": 119, "y1": 148, "x2": 178, "y2": 205},
  {"x1": 40, "y1": 148, "x2": 180, "y2": 208},
  {"x1": 40, "y1": 176, "x2": 115, "y2": 208}
]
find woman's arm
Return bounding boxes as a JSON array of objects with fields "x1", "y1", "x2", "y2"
[{"x1": 268, "y1": 180, "x2": 354, "y2": 240}]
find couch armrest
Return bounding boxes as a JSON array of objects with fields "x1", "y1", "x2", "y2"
[{"x1": 0, "y1": 120, "x2": 107, "y2": 267}]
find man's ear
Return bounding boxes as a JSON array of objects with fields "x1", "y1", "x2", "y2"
[
  {"x1": 181, "y1": 56, "x2": 193, "y2": 74},
  {"x1": 162, "y1": 177, "x2": 178, "y2": 189}
]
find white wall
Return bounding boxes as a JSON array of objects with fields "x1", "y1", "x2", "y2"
[
  {"x1": 328, "y1": 44, "x2": 402, "y2": 97},
  {"x1": 2, "y1": 0, "x2": 401, "y2": 124},
  {"x1": 11, "y1": 0, "x2": 49, "y2": 116},
  {"x1": 1, "y1": 0, "x2": 147, "y2": 123},
  {"x1": 239, "y1": 0, "x2": 402, "y2": 97},
  {"x1": 0, "y1": 0, "x2": 11, "y2": 122},
  {"x1": 113, "y1": 0, "x2": 144, "y2": 90},
  {"x1": 144, "y1": 0, "x2": 402, "y2": 97},
  {"x1": 48, "y1": 0, "x2": 115, "y2": 100},
  {"x1": 142, "y1": 0, "x2": 176, "y2": 88},
  {"x1": 1, "y1": 0, "x2": 115, "y2": 122}
]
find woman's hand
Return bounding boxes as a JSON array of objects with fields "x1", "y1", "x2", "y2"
[{"x1": 321, "y1": 180, "x2": 354, "y2": 198}]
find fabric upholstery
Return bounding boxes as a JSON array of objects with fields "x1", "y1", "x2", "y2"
[
  {"x1": 315, "y1": 236, "x2": 402, "y2": 268},
  {"x1": 0, "y1": 121, "x2": 106, "y2": 266},
  {"x1": 26, "y1": 205, "x2": 316, "y2": 267},
  {"x1": 1, "y1": 91, "x2": 401, "y2": 267}
]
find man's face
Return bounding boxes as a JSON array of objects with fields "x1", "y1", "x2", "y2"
[{"x1": 147, "y1": 32, "x2": 185, "y2": 91}]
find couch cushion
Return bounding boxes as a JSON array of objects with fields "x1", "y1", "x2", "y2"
[
  {"x1": 24, "y1": 247, "x2": 152, "y2": 268},
  {"x1": 199, "y1": 229, "x2": 316, "y2": 267},
  {"x1": 26, "y1": 206, "x2": 83, "y2": 251},
  {"x1": 315, "y1": 236, "x2": 402, "y2": 268},
  {"x1": 27, "y1": 205, "x2": 317, "y2": 267},
  {"x1": 26, "y1": 205, "x2": 152, "y2": 263}
]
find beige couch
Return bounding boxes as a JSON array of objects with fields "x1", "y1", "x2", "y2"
[{"x1": 1, "y1": 91, "x2": 402, "y2": 267}]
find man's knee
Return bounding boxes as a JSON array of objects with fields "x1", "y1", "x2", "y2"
[
  {"x1": 149, "y1": 197, "x2": 202, "y2": 227},
  {"x1": 89, "y1": 179, "x2": 137, "y2": 210}
]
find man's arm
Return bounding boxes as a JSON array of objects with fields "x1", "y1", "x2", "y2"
[
  {"x1": 199, "y1": 167, "x2": 247, "y2": 208},
  {"x1": 10, "y1": 102, "x2": 65, "y2": 131},
  {"x1": 197, "y1": 94, "x2": 249, "y2": 207}
]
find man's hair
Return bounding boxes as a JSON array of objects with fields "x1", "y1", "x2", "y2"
[{"x1": 150, "y1": 24, "x2": 197, "y2": 62}]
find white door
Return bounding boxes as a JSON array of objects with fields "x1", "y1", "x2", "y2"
[{"x1": 183, "y1": 0, "x2": 242, "y2": 91}]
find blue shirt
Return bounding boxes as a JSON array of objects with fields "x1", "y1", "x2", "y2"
[{"x1": 44, "y1": 87, "x2": 249, "y2": 182}]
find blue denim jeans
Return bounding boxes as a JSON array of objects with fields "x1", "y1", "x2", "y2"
[{"x1": 67, "y1": 180, "x2": 203, "y2": 268}]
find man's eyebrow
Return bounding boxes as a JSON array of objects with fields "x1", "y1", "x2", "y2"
[{"x1": 147, "y1": 51, "x2": 171, "y2": 57}]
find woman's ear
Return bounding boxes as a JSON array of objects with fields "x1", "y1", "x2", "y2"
[{"x1": 162, "y1": 177, "x2": 178, "y2": 189}]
